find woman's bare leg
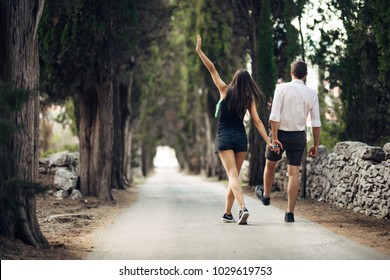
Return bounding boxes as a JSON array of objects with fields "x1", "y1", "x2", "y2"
[
  {"x1": 219, "y1": 150, "x2": 246, "y2": 210},
  {"x1": 223, "y1": 151, "x2": 246, "y2": 214}
]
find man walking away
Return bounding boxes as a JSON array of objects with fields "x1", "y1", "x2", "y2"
[{"x1": 256, "y1": 61, "x2": 321, "y2": 223}]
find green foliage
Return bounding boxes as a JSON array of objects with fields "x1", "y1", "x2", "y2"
[
  {"x1": 54, "y1": 99, "x2": 78, "y2": 136},
  {"x1": 129, "y1": 0, "x2": 250, "y2": 172},
  {"x1": 40, "y1": 143, "x2": 79, "y2": 159},
  {"x1": 39, "y1": 0, "x2": 141, "y2": 99},
  {"x1": 37, "y1": 0, "x2": 338, "y2": 178},
  {"x1": 258, "y1": 0, "x2": 277, "y2": 100},
  {"x1": 328, "y1": 1, "x2": 389, "y2": 145},
  {"x1": 271, "y1": 0, "x2": 305, "y2": 81},
  {"x1": 315, "y1": 69, "x2": 343, "y2": 149},
  {"x1": 305, "y1": 0, "x2": 390, "y2": 146},
  {"x1": 371, "y1": 0, "x2": 390, "y2": 84},
  {"x1": 39, "y1": 0, "x2": 173, "y2": 176}
]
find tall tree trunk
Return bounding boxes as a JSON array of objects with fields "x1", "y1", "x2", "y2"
[
  {"x1": 0, "y1": 0, "x2": 48, "y2": 247},
  {"x1": 111, "y1": 78, "x2": 126, "y2": 190},
  {"x1": 249, "y1": 0, "x2": 275, "y2": 186},
  {"x1": 248, "y1": 0, "x2": 266, "y2": 186},
  {"x1": 79, "y1": 79, "x2": 114, "y2": 201},
  {"x1": 141, "y1": 144, "x2": 151, "y2": 177},
  {"x1": 123, "y1": 76, "x2": 134, "y2": 186},
  {"x1": 248, "y1": 124, "x2": 267, "y2": 186},
  {"x1": 204, "y1": 112, "x2": 217, "y2": 177}
]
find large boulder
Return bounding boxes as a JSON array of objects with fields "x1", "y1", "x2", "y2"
[
  {"x1": 356, "y1": 146, "x2": 386, "y2": 162},
  {"x1": 54, "y1": 168, "x2": 77, "y2": 191},
  {"x1": 49, "y1": 152, "x2": 72, "y2": 167}
]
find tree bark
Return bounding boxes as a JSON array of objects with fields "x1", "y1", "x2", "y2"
[
  {"x1": 79, "y1": 79, "x2": 114, "y2": 201},
  {"x1": 0, "y1": 0, "x2": 48, "y2": 247},
  {"x1": 248, "y1": 0, "x2": 267, "y2": 186},
  {"x1": 141, "y1": 144, "x2": 152, "y2": 177},
  {"x1": 123, "y1": 76, "x2": 134, "y2": 186},
  {"x1": 248, "y1": 121, "x2": 267, "y2": 186},
  {"x1": 204, "y1": 112, "x2": 218, "y2": 177},
  {"x1": 111, "y1": 79, "x2": 127, "y2": 190}
]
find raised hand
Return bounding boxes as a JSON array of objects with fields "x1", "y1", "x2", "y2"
[{"x1": 196, "y1": 34, "x2": 202, "y2": 52}]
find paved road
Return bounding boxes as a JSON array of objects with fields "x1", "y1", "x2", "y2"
[{"x1": 88, "y1": 167, "x2": 388, "y2": 260}]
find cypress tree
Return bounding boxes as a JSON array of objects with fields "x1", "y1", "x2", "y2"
[{"x1": 249, "y1": 0, "x2": 277, "y2": 186}]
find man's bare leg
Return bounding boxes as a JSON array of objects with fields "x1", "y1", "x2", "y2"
[
  {"x1": 287, "y1": 165, "x2": 300, "y2": 213},
  {"x1": 263, "y1": 159, "x2": 277, "y2": 197}
]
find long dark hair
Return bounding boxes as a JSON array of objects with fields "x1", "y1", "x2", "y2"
[{"x1": 226, "y1": 69, "x2": 264, "y2": 118}]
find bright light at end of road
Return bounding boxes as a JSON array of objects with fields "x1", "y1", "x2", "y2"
[{"x1": 153, "y1": 146, "x2": 179, "y2": 168}]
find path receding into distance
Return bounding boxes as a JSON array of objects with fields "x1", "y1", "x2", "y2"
[{"x1": 88, "y1": 167, "x2": 388, "y2": 260}]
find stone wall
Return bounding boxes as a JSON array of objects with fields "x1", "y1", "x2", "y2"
[
  {"x1": 39, "y1": 151, "x2": 82, "y2": 200},
  {"x1": 273, "y1": 141, "x2": 390, "y2": 219}
]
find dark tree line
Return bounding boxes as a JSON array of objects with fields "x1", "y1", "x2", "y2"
[
  {"x1": 39, "y1": 0, "x2": 172, "y2": 199},
  {"x1": 308, "y1": 0, "x2": 390, "y2": 146}
]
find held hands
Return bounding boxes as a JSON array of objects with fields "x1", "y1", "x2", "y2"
[
  {"x1": 196, "y1": 34, "x2": 202, "y2": 52},
  {"x1": 269, "y1": 139, "x2": 283, "y2": 155}
]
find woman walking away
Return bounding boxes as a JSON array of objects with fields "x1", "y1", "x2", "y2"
[{"x1": 196, "y1": 34, "x2": 281, "y2": 225}]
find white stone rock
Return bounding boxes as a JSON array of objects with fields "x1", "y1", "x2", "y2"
[
  {"x1": 54, "y1": 168, "x2": 77, "y2": 191},
  {"x1": 54, "y1": 189, "x2": 68, "y2": 199},
  {"x1": 70, "y1": 189, "x2": 83, "y2": 200},
  {"x1": 50, "y1": 152, "x2": 72, "y2": 167}
]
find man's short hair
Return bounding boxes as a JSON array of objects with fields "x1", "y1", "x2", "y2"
[{"x1": 291, "y1": 61, "x2": 307, "y2": 79}]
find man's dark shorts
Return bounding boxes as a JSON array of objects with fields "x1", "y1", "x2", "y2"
[
  {"x1": 266, "y1": 130, "x2": 306, "y2": 166},
  {"x1": 215, "y1": 129, "x2": 248, "y2": 153}
]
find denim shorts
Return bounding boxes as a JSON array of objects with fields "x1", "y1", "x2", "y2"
[
  {"x1": 266, "y1": 130, "x2": 306, "y2": 166},
  {"x1": 215, "y1": 129, "x2": 248, "y2": 153}
]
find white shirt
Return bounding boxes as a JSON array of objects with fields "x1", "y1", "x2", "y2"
[{"x1": 269, "y1": 79, "x2": 321, "y2": 131}]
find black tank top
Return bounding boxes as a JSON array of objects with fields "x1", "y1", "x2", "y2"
[{"x1": 216, "y1": 93, "x2": 245, "y2": 132}]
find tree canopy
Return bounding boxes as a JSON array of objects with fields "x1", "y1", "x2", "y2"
[{"x1": 307, "y1": 0, "x2": 390, "y2": 146}]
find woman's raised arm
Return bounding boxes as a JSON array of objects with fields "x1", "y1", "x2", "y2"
[{"x1": 196, "y1": 34, "x2": 227, "y2": 95}]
